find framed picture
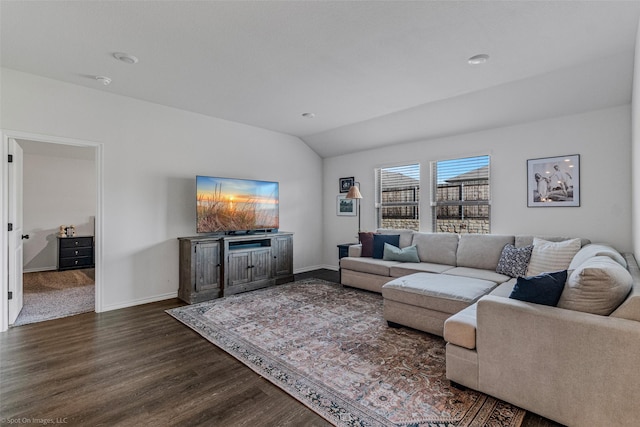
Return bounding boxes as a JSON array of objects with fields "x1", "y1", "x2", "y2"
[
  {"x1": 336, "y1": 195, "x2": 357, "y2": 216},
  {"x1": 339, "y1": 177, "x2": 355, "y2": 193},
  {"x1": 527, "y1": 154, "x2": 580, "y2": 207}
]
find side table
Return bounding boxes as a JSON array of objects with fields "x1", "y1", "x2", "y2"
[{"x1": 337, "y1": 242, "x2": 358, "y2": 260}]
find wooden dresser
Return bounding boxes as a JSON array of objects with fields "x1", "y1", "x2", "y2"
[{"x1": 57, "y1": 236, "x2": 95, "y2": 271}]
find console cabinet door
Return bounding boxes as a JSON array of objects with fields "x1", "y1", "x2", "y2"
[
  {"x1": 272, "y1": 235, "x2": 293, "y2": 278},
  {"x1": 228, "y1": 251, "x2": 251, "y2": 287},
  {"x1": 195, "y1": 241, "x2": 220, "y2": 292},
  {"x1": 251, "y1": 248, "x2": 272, "y2": 282}
]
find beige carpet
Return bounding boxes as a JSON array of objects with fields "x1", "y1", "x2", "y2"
[{"x1": 13, "y1": 269, "x2": 95, "y2": 326}]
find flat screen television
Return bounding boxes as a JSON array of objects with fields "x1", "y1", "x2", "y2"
[{"x1": 196, "y1": 175, "x2": 279, "y2": 234}]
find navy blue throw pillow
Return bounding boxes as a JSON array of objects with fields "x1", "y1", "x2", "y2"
[
  {"x1": 372, "y1": 234, "x2": 400, "y2": 259},
  {"x1": 509, "y1": 270, "x2": 568, "y2": 307}
]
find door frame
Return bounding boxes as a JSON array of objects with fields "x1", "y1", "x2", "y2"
[{"x1": 1, "y1": 129, "x2": 104, "y2": 332}]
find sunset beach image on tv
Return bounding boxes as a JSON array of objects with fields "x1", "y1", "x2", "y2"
[{"x1": 196, "y1": 176, "x2": 279, "y2": 233}]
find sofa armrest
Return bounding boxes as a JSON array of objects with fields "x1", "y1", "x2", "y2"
[
  {"x1": 476, "y1": 295, "x2": 640, "y2": 426},
  {"x1": 348, "y1": 244, "x2": 362, "y2": 257}
]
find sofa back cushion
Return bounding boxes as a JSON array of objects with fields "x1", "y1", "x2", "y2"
[
  {"x1": 411, "y1": 232, "x2": 459, "y2": 266},
  {"x1": 376, "y1": 228, "x2": 415, "y2": 248},
  {"x1": 611, "y1": 254, "x2": 640, "y2": 321},
  {"x1": 568, "y1": 243, "x2": 627, "y2": 270},
  {"x1": 456, "y1": 234, "x2": 515, "y2": 271},
  {"x1": 557, "y1": 256, "x2": 633, "y2": 316}
]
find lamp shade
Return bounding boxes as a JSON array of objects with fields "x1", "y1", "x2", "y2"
[{"x1": 345, "y1": 185, "x2": 362, "y2": 199}]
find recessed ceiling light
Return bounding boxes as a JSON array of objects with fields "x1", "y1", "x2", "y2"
[
  {"x1": 302, "y1": 112, "x2": 315, "y2": 119},
  {"x1": 468, "y1": 54, "x2": 490, "y2": 65},
  {"x1": 95, "y1": 76, "x2": 112, "y2": 86},
  {"x1": 113, "y1": 52, "x2": 139, "y2": 64}
]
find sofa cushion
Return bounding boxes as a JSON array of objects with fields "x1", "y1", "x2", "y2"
[
  {"x1": 412, "y1": 232, "x2": 459, "y2": 266},
  {"x1": 444, "y1": 267, "x2": 511, "y2": 284},
  {"x1": 376, "y1": 228, "x2": 414, "y2": 248},
  {"x1": 568, "y1": 243, "x2": 627, "y2": 270},
  {"x1": 509, "y1": 270, "x2": 567, "y2": 307},
  {"x1": 358, "y1": 232, "x2": 374, "y2": 257},
  {"x1": 340, "y1": 257, "x2": 399, "y2": 277},
  {"x1": 383, "y1": 243, "x2": 420, "y2": 263},
  {"x1": 526, "y1": 237, "x2": 581, "y2": 276},
  {"x1": 382, "y1": 273, "x2": 497, "y2": 315},
  {"x1": 456, "y1": 234, "x2": 515, "y2": 271},
  {"x1": 489, "y1": 279, "x2": 517, "y2": 297},
  {"x1": 495, "y1": 244, "x2": 533, "y2": 278},
  {"x1": 611, "y1": 254, "x2": 640, "y2": 321},
  {"x1": 444, "y1": 303, "x2": 478, "y2": 350},
  {"x1": 372, "y1": 234, "x2": 400, "y2": 259},
  {"x1": 390, "y1": 262, "x2": 455, "y2": 277},
  {"x1": 558, "y1": 256, "x2": 633, "y2": 316}
]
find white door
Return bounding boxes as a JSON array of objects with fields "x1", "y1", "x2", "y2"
[{"x1": 8, "y1": 138, "x2": 24, "y2": 324}]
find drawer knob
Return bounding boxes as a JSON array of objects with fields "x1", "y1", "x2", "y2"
[
  {"x1": 74, "y1": 260, "x2": 78, "y2": 265},
  {"x1": 75, "y1": 250, "x2": 79, "y2": 255},
  {"x1": 75, "y1": 241, "x2": 79, "y2": 245}
]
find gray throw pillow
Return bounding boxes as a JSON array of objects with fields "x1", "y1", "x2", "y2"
[
  {"x1": 382, "y1": 243, "x2": 420, "y2": 263},
  {"x1": 496, "y1": 244, "x2": 533, "y2": 278}
]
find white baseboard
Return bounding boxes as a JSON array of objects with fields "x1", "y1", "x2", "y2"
[
  {"x1": 99, "y1": 291, "x2": 178, "y2": 313},
  {"x1": 23, "y1": 267, "x2": 57, "y2": 273},
  {"x1": 294, "y1": 264, "x2": 338, "y2": 273}
]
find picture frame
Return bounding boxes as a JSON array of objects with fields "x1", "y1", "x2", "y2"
[
  {"x1": 336, "y1": 195, "x2": 357, "y2": 216},
  {"x1": 527, "y1": 154, "x2": 580, "y2": 207},
  {"x1": 339, "y1": 177, "x2": 355, "y2": 193}
]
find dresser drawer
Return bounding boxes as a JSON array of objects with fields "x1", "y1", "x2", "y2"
[
  {"x1": 60, "y1": 247, "x2": 93, "y2": 259},
  {"x1": 60, "y1": 237, "x2": 93, "y2": 249},
  {"x1": 59, "y1": 256, "x2": 93, "y2": 269}
]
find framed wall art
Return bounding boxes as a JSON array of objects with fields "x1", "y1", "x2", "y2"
[
  {"x1": 527, "y1": 154, "x2": 580, "y2": 207},
  {"x1": 336, "y1": 195, "x2": 357, "y2": 216},
  {"x1": 339, "y1": 177, "x2": 355, "y2": 193}
]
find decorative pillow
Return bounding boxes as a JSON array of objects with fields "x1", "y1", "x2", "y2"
[
  {"x1": 495, "y1": 244, "x2": 533, "y2": 278},
  {"x1": 372, "y1": 234, "x2": 400, "y2": 259},
  {"x1": 382, "y1": 243, "x2": 420, "y2": 263},
  {"x1": 509, "y1": 270, "x2": 568, "y2": 307},
  {"x1": 558, "y1": 256, "x2": 633, "y2": 315},
  {"x1": 526, "y1": 237, "x2": 581, "y2": 277},
  {"x1": 359, "y1": 232, "x2": 375, "y2": 257}
]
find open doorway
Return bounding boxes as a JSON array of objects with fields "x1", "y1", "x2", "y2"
[
  {"x1": 12, "y1": 140, "x2": 97, "y2": 326},
  {"x1": 0, "y1": 131, "x2": 102, "y2": 331},
  {"x1": 10, "y1": 140, "x2": 96, "y2": 325}
]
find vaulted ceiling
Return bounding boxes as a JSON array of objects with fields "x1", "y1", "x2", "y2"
[{"x1": 2, "y1": 1, "x2": 640, "y2": 157}]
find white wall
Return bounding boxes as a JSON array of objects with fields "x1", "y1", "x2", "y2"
[
  {"x1": 323, "y1": 105, "x2": 632, "y2": 268},
  {"x1": 1, "y1": 68, "x2": 323, "y2": 311},
  {"x1": 22, "y1": 150, "x2": 96, "y2": 271},
  {"x1": 632, "y1": 18, "x2": 640, "y2": 254}
]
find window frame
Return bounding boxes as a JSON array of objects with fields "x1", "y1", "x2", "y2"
[
  {"x1": 375, "y1": 163, "x2": 420, "y2": 231},
  {"x1": 430, "y1": 155, "x2": 491, "y2": 234}
]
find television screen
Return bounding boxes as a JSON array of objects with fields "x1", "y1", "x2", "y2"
[{"x1": 196, "y1": 176, "x2": 279, "y2": 233}]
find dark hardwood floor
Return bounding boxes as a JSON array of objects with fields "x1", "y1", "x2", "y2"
[{"x1": 0, "y1": 269, "x2": 561, "y2": 427}]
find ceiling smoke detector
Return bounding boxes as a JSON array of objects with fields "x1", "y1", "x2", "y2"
[
  {"x1": 114, "y1": 52, "x2": 139, "y2": 64},
  {"x1": 468, "y1": 54, "x2": 490, "y2": 65},
  {"x1": 96, "y1": 76, "x2": 112, "y2": 86}
]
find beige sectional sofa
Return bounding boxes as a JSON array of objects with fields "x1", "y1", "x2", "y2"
[{"x1": 339, "y1": 229, "x2": 640, "y2": 426}]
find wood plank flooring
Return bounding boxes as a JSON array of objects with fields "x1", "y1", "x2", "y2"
[{"x1": 0, "y1": 270, "x2": 562, "y2": 427}]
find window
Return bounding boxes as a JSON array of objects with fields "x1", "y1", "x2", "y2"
[
  {"x1": 375, "y1": 164, "x2": 420, "y2": 231},
  {"x1": 431, "y1": 155, "x2": 490, "y2": 234}
]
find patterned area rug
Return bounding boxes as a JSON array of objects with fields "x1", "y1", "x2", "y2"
[{"x1": 167, "y1": 279, "x2": 525, "y2": 427}]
